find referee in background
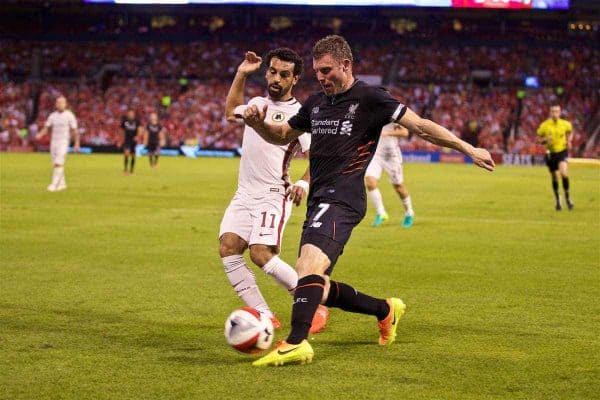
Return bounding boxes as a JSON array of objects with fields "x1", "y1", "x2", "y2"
[{"x1": 537, "y1": 105, "x2": 574, "y2": 211}]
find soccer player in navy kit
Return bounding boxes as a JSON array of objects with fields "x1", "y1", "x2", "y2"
[
  {"x1": 244, "y1": 35, "x2": 495, "y2": 367},
  {"x1": 121, "y1": 109, "x2": 141, "y2": 174},
  {"x1": 144, "y1": 112, "x2": 165, "y2": 168}
]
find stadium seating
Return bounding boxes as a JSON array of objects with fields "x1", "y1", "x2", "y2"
[{"x1": 1, "y1": 37, "x2": 598, "y2": 156}]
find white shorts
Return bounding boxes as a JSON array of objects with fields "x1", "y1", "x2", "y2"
[
  {"x1": 50, "y1": 141, "x2": 69, "y2": 165},
  {"x1": 219, "y1": 192, "x2": 292, "y2": 248},
  {"x1": 365, "y1": 155, "x2": 404, "y2": 185}
]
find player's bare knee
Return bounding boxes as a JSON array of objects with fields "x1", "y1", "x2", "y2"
[
  {"x1": 249, "y1": 245, "x2": 276, "y2": 267},
  {"x1": 296, "y1": 244, "x2": 330, "y2": 278},
  {"x1": 219, "y1": 234, "x2": 246, "y2": 258},
  {"x1": 395, "y1": 184, "x2": 408, "y2": 198},
  {"x1": 365, "y1": 176, "x2": 378, "y2": 191},
  {"x1": 295, "y1": 260, "x2": 318, "y2": 279}
]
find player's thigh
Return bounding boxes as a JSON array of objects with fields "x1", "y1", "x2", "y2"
[
  {"x1": 296, "y1": 243, "x2": 331, "y2": 278},
  {"x1": 384, "y1": 159, "x2": 404, "y2": 185},
  {"x1": 248, "y1": 194, "x2": 291, "y2": 249},
  {"x1": 300, "y1": 201, "x2": 362, "y2": 275},
  {"x1": 219, "y1": 233, "x2": 248, "y2": 257},
  {"x1": 558, "y1": 160, "x2": 569, "y2": 176},
  {"x1": 51, "y1": 142, "x2": 68, "y2": 165},
  {"x1": 547, "y1": 159, "x2": 558, "y2": 175},
  {"x1": 365, "y1": 175, "x2": 379, "y2": 191},
  {"x1": 219, "y1": 195, "x2": 253, "y2": 245},
  {"x1": 365, "y1": 158, "x2": 383, "y2": 182},
  {"x1": 248, "y1": 244, "x2": 278, "y2": 267}
]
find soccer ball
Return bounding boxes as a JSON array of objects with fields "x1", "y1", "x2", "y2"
[{"x1": 224, "y1": 308, "x2": 274, "y2": 354}]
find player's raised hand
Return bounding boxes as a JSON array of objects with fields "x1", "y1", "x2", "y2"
[
  {"x1": 243, "y1": 104, "x2": 267, "y2": 129},
  {"x1": 237, "y1": 51, "x2": 262, "y2": 76},
  {"x1": 471, "y1": 148, "x2": 495, "y2": 172}
]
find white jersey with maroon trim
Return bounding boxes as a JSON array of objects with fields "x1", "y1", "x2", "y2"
[
  {"x1": 234, "y1": 96, "x2": 310, "y2": 196},
  {"x1": 45, "y1": 110, "x2": 77, "y2": 144},
  {"x1": 374, "y1": 130, "x2": 402, "y2": 163}
]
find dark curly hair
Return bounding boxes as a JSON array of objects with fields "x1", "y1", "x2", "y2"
[{"x1": 264, "y1": 47, "x2": 303, "y2": 78}]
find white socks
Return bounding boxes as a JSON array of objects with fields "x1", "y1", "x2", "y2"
[
  {"x1": 261, "y1": 255, "x2": 298, "y2": 292},
  {"x1": 222, "y1": 255, "x2": 272, "y2": 317},
  {"x1": 368, "y1": 188, "x2": 386, "y2": 215},
  {"x1": 51, "y1": 166, "x2": 64, "y2": 188},
  {"x1": 402, "y1": 196, "x2": 414, "y2": 217}
]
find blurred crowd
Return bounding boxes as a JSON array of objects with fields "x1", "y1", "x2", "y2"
[{"x1": 1, "y1": 38, "x2": 598, "y2": 157}]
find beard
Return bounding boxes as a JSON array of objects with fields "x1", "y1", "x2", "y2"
[{"x1": 268, "y1": 84, "x2": 284, "y2": 100}]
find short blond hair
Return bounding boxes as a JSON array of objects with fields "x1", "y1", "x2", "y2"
[{"x1": 312, "y1": 35, "x2": 353, "y2": 64}]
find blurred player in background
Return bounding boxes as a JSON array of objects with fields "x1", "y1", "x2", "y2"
[
  {"x1": 243, "y1": 35, "x2": 494, "y2": 367},
  {"x1": 537, "y1": 105, "x2": 574, "y2": 211},
  {"x1": 143, "y1": 112, "x2": 165, "y2": 168},
  {"x1": 365, "y1": 123, "x2": 415, "y2": 228},
  {"x1": 220, "y1": 49, "x2": 328, "y2": 332},
  {"x1": 121, "y1": 109, "x2": 141, "y2": 175},
  {"x1": 37, "y1": 95, "x2": 79, "y2": 192}
]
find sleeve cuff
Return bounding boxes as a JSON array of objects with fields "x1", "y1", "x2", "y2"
[{"x1": 391, "y1": 104, "x2": 407, "y2": 123}]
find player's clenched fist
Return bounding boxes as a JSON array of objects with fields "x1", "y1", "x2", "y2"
[
  {"x1": 471, "y1": 148, "x2": 495, "y2": 172},
  {"x1": 243, "y1": 104, "x2": 267, "y2": 129}
]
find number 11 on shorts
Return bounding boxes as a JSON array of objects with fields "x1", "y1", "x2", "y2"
[{"x1": 261, "y1": 211, "x2": 276, "y2": 229}]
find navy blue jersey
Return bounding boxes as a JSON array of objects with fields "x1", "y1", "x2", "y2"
[
  {"x1": 121, "y1": 118, "x2": 140, "y2": 141},
  {"x1": 146, "y1": 123, "x2": 162, "y2": 145},
  {"x1": 288, "y1": 80, "x2": 406, "y2": 215}
]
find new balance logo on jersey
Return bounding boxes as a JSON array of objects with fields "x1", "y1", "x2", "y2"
[
  {"x1": 340, "y1": 120, "x2": 353, "y2": 136},
  {"x1": 309, "y1": 221, "x2": 322, "y2": 228}
]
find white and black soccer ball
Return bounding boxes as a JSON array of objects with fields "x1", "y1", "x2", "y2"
[{"x1": 224, "y1": 308, "x2": 274, "y2": 354}]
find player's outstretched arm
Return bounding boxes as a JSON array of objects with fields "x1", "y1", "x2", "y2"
[
  {"x1": 225, "y1": 51, "x2": 262, "y2": 122},
  {"x1": 399, "y1": 107, "x2": 495, "y2": 172},
  {"x1": 243, "y1": 104, "x2": 303, "y2": 146},
  {"x1": 384, "y1": 123, "x2": 410, "y2": 138},
  {"x1": 37, "y1": 127, "x2": 48, "y2": 139}
]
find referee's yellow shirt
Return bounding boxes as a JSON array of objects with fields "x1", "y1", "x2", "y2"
[{"x1": 537, "y1": 118, "x2": 572, "y2": 153}]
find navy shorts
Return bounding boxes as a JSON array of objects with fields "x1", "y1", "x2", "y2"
[
  {"x1": 123, "y1": 139, "x2": 137, "y2": 152},
  {"x1": 546, "y1": 150, "x2": 568, "y2": 172},
  {"x1": 147, "y1": 143, "x2": 159, "y2": 154},
  {"x1": 299, "y1": 199, "x2": 363, "y2": 275}
]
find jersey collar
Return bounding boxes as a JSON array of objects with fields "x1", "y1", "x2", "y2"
[
  {"x1": 327, "y1": 79, "x2": 360, "y2": 104},
  {"x1": 269, "y1": 96, "x2": 298, "y2": 106}
]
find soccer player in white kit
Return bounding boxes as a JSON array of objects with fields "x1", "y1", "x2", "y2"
[
  {"x1": 220, "y1": 49, "x2": 329, "y2": 332},
  {"x1": 365, "y1": 123, "x2": 415, "y2": 227},
  {"x1": 37, "y1": 96, "x2": 79, "y2": 192}
]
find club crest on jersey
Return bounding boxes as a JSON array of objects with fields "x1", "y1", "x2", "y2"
[
  {"x1": 312, "y1": 106, "x2": 319, "y2": 114},
  {"x1": 272, "y1": 111, "x2": 286, "y2": 123},
  {"x1": 345, "y1": 103, "x2": 359, "y2": 119}
]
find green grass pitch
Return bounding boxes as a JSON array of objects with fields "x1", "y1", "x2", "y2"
[{"x1": 1, "y1": 153, "x2": 599, "y2": 400}]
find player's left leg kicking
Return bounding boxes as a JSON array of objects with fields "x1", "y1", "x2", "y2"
[{"x1": 253, "y1": 202, "x2": 405, "y2": 367}]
